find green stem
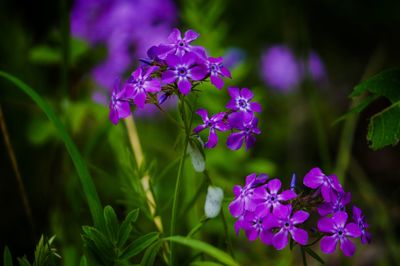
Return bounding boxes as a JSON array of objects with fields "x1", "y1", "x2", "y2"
[
  {"x1": 301, "y1": 247, "x2": 308, "y2": 266},
  {"x1": 169, "y1": 95, "x2": 191, "y2": 265},
  {"x1": 187, "y1": 217, "x2": 209, "y2": 238}
]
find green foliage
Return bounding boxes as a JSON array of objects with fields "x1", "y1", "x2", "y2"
[
  {"x1": 164, "y1": 236, "x2": 239, "y2": 266},
  {"x1": 3, "y1": 246, "x2": 13, "y2": 266},
  {"x1": 303, "y1": 247, "x2": 324, "y2": 265},
  {"x1": 82, "y1": 206, "x2": 159, "y2": 265},
  {"x1": 341, "y1": 68, "x2": 400, "y2": 149},
  {"x1": 0, "y1": 71, "x2": 105, "y2": 230}
]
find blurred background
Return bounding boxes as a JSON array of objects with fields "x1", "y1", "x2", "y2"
[{"x1": 1, "y1": 0, "x2": 400, "y2": 265}]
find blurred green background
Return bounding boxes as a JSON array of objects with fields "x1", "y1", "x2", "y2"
[{"x1": 1, "y1": 0, "x2": 400, "y2": 265}]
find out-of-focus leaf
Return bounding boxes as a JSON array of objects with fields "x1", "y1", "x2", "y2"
[
  {"x1": 188, "y1": 141, "x2": 205, "y2": 172},
  {"x1": 17, "y1": 257, "x2": 31, "y2": 266},
  {"x1": 79, "y1": 256, "x2": 88, "y2": 266},
  {"x1": 164, "y1": 236, "x2": 239, "y2": 266},
  {"x1": 190, "y1": 262, "x2": 224, "y2": 266},
  {"x1": 244, "y1": 158, "x2": 276, "y2": 176},
  {"x1": 0, "y1": 71, "x2": 105, "y2": 230},
  {"x1": 82, "y1": 226, "x2": 115, "y2": 265},
  {"x1": 367, "y1": 101, "x2": 400, "y2": 150},
  {"x1": 120, "y1": 232, "x2": 159, "y2": 260},
  {"x1": 29, "y1": 46, "x2": 61, "y2": 64},
  {"x1": 140, "y1": 240, "x2": 162, "y2": 266},
  {"x1": 3, "y1": 246, "x2": 13, "y2": 266}
]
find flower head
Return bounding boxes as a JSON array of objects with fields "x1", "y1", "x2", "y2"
[
  {"x1": 264, "y1": 205, "x2": 309, "y2": 250},
  {"x1": 241, "y1": 209, "x2": 274, "y2": 244},
  {"x1": 206, "y1": 57, "x2": 231, "y2": 89},
  {"x1": 227, "y1": 114, "x2": 261, "y2": 150},
  {"x1": 318, "y1": 191, "x2": 351, "y2": 216},
  {"x1": 352, "y1": 206, "x2": 371, "y2": 244},
  {"x1": 253, "y1": 178, "x2": 297, "y2": 217},
  {"x1": 162, "y1": 52, "x2": 207, "y2": 95},
  {"x1": 226, "y1": 87, "x2": 262, "y2": 116},
  {"x1": 193, "y1": 109, "x2": 230, "y2": 148},
  {"x1": 318, "y1": 211, "x2": 362, "y2": 257},
  {"x1": 124, "y1": 66, "x2": 161, "y2": 108},
  {"x1": 303, "y1": 167, "x2": 343, "y2": 202},
  {"x1": 109, "y1": 79, "x2": 131, "y2": 124},
  {"x1": 229, "y1": 173, "x2": 268, "y2": 217}
]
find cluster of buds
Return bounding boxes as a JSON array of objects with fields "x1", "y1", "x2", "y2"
[
  {"x1": 229, "y1": 168, "x2": 370, "y2": 257},
  {"x1": 109, "y1": 28, "x2": 262, "y2": 150}
]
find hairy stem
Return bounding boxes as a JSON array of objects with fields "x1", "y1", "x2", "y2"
[{"x1": 124, "y1": 117, "x2": 163, "y2": 233}]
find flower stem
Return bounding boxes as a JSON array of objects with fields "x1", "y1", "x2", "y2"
[
  {"x1": 301, "y1": 246, "x2": 308, "y2": 266},
  {"x1": 124, "y1": 117, "x2": 163, "y2": 233},
  {"x1": 169, "y1": 95, "x2": 191, "y2": 265}
]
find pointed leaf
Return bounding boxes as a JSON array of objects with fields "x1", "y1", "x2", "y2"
[
  {"x1": 118, "y1": 209, "x2": 139, "y2": 247},
  {"x1": 140, "y1": 240, "x2": 162, "y2": 266},
  {"x1": 103, "y1": 205, "x2": 119, "y2": 242},
  {"x1": 190, "y1": 262, "x2": 224, "y2": 266},
  {"x1": 304, "y1": 247, "x2": 324, "y2": 264},
  {"x1": 17, "y1": 257, "x2": 31, "y2": 266},
  {"x1": 120, "y1": 232, "x2": 159, "y2": 260},
  {"x1": 3, "y1": 246, "x2": 13, "y2": 266}
]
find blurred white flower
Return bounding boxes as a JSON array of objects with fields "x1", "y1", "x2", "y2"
[{"x1": 204, "y1": 186, "x2": 224, "y2": 218}]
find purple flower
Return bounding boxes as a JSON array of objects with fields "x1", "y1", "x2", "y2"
[
  {"x1": 226, "y1": 114, "x2": 261, "y2": 150},
  {"x1": 206, "y1": 57, "x2": 231, "y2": 89},
  {"x1": 303, "y1": 167, "x2": 343, "y2": 202},
  {"x1": 193, "y1": 109, "x2": 230, "y2": 148},
  {"x1": 306, "y1": 51, "x2": 326, "y2": 82},
  {"x1": 241, "y1": 209, "x2": 274, "y2": 244},
  {"x1": 162, "y1": 52, "x2": 207, "y2": 95},
  {"x1": 109, "y1": 79, "x2": 131, "y2": 125},
  {"x1": 318, "y1": 211, "x2": 362, "y2": 257},
  {"x1": 226, "y1": 87, "x2": 262, "y2": 116},
  {"x1": 155, "y1": 28, "x2": 205, "y2": 59},
  {"x1": 229, "y1": 173, "x2": 268, "y2": 217},
  {"x1": 352, "y1": 206, "x2": 371, "y2": 244},
  {"x1": 264, "y1": 205, "x2": 309, "y2": 250},
  {"x1": 318, "y1": 191, "x2": 351, "y2": 216},
  {"x1": 260, "y1": 45, "x2": 302, "y2": 92},
  {"x1": 253, "y1": 178, "x2": 297, "y2": 217},
  {"x1": 124, "y1": 66, "x2": 161, "y2": 108}
]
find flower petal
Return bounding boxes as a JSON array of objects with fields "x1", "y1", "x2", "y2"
[
  {"x1": 190, "y1": 65, "x2": 207, "y2": 80},
  {"x1": 290, "y1": 227, "x2": 308, "y2": 245},
  {"x1": 345, "y1": 223, "x2": 362, "y2": 238},
  {"x1": 250, "y1": 102, "x2": 262, "y2": 112},
  {"x1": 340, "y1": 237, "x2": 356, "y2": 257},
  {"x1": 267, "y1": 179, "x2": 282, "y2": 194},
  {"x1": 168, "y1": 28, "x2": 181, "y2": 43},
  {"x1": 240, "y1": 88, "x2": 254, "y2": 100},
  {"x1": 143, "y1": 79, "x2": 161, "y2": 93},
  {"x1": 228, "y1": 87, "x2": 240, "y2": 98},
  {"x1": 317, "y1": 217, "x2": 335, "y2": 233},
  {"x1": 320, "y1": 236, "x2": 337, "y2": 254},
  {"x1": 332, "y1": 212, "x2": 348, "y2": 228},
  {"x1": 245, "y1": 229, "x2": 259, "y2": 241},
  {"x1": 205, "y1": 128, "x2": 218, "y2": 148},
  {"x1": 220, "y1": 66, "x2": 232, "y2": 78},
  {"x1": 210, "y1": 75, "x2": 224, "y2": 89},
  {"x1": 272, "y1": 229, "x2": 289, "y2": 250},
  {"x1": 133, "y1": 92, "x2": 146, "y2": 108},
  {"x1": 162, "y1": 70, "x2": 177, "y2": 84},
  {"x1": 166, "y1": 54, "x2": 181, "y2": 67},
  {"x1": 196, "y1": 108, "x2": 209, "y2": 121},
  {"x1": 303, "y1": 167, "x2": 324, "y2": 189},
  {"x1": 178, "y1": 79, "x2": 192, "y2": 95},
  {"x1": 184, "y1": 29, "x2": 199, "y2": 42},
  {"x1": 278, "y1": 190, "x2": 297, "y2": 201},
  {"x1": 291, "y1": 210, "x2": 309, "y2": 225},
  {"x1": 260, "y1": 230, "x2": 274, "y2": 245},
  {"x1": 245, "y1": 135, "x2": 256, "y2": 150},
  {"x1": 228, "y1": 198, "x2": 243, "y2": 218},
  {"x1": 227, "y1": 132, "x2": 245, "y2": 150}
]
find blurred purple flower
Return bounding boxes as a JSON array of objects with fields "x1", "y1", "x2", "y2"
[
  {"x1": 318, "y1": 211, "x2": 361, "y2": 257},
  {"x1": 193, "y1": 109, "x2": 230, "y2": 148},
  {"x1": 352, "y1": 206, "x2": 371, "y2": 244},
  {"x1": 306, "y1": 51, "x2": 326, "y2": 82},
  {"x1": 264, "y1": 205, "x2": 309, "y2": 250},
  {"x1": 162, "y1": 52, "x2": 207, "y2": 95},
  {"x1": 261, "y1": 45, "x2": 302, "y2": 92},
  {"x1": 253, "y1": 178, "x2": 297, "y2": 217}
]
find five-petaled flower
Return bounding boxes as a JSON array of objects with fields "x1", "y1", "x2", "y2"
[
  {"x1": 240, "y1": 208, "x2": 274, "y2": 244},
  {"x1": 264, "y1": 204, "x2": 309, "y2": 250},
  {"x1": 303, "y1": 167, "x2": 343, "y2": 202},
  {"x1": 193, "y1": 109, "x2": 230, "y2": 148},
  {"x1": 253, "y1": 178, "x2": 297, "y2": 216},
  {"x1": 206, "y1": 57, "x2": 231, "y2": 89},
  {"x1": 226, "y1": 87, "x2": 262, "y2": 118},
  {"x1": 109, "y1": 78, "x2": 131, "y2": 125},
  {"x1": 227, "y1": 114, "x2": 261, "y2": 150},
  {"x1": 318, "y1": 211, "x2": 362, "y2": 257},
  {"x1": 318, "y1": 191, "x2": 351, "y2": 216},
  {"x1": 162, "y1": 52, "x2": 207, "y2": 95},
  {"x1": 124, "y1": 66, "x2": 161, "y2": 108}
]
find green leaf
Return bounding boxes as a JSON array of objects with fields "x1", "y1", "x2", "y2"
[
  {"x1": 351, "y1": 68, "x2": 400, "y2": 103},
  {"x1": 82, "y1": 226, "x2": 116, "y2": 264},
  {"x1": 304, "y1": 247, "x2": 324, "y2": 265},
  {"x1": 367, "y1": 101, "x2": 400, "y2": 149},
  {"x1": 140, "y1": 240, "x2": 162, "y2": 266},
  {"x1": 17, "y1": 257, "x2": 31, "y2": 266},
  {"x1": 117, "y1": 209, "x2": 139, "y2": 247},
  {"x1": 0, "y1": 71, "x2": 104, "y2": 230},
  {"x1": 29, "y1": 45, "x2": 61, "y2": 64},
  {"x1": 103, "y1": 206, "x2": 119, "y2": 242},
  {"x1": 79, "y1": 256, "x2": 88, "y2": 266},
  {"x1": 3, "y1": 246, "x2": 13, "y2": 266},
  {"x1": 164, "y1": 236, "x2": 239, "y2": 266},
  {"x1": 187, "y1": 141, "x2": 205, "y2": 172},
  {"x1": 120, "y1": 232, "x2": 159, "y2": 260}
]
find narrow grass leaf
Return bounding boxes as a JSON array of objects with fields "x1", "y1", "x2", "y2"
[{"x1": 120, "y1": 232, "x2": 159, "y2": 260}]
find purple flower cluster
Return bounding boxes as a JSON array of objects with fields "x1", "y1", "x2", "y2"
[
  {"x1": 229, "y1": 168, "x2": 371, "y2": 257},
  {"x1": 260, "y1": 45, "x2": 327, "y2": 92},
  {"x1": 71, "y1": 0, "x2": 177, "y2": 102},
  {"x1": 193, "y1": 87, "x2": 262, "y2": 150},
  {"x1": 108, "y1": 28, "x2": 233, "y2": 125}
]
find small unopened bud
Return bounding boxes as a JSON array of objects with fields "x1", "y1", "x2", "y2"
[
  {"x1": 204, "y1": 186, "x2": 224, "y2": 218},
  {"x1": 158, "y1": 93, "x2": 169, "y2": 105},
  {"x1": 290, "y1": 173, "x2": 296, "y2": 191}
]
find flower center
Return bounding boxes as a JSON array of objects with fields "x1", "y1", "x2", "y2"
[
  {"x1": 178, "y1": 67, "x2": 187, "y2": 77},
  {"x1": 237, "y1": 98, "x2": 249, "y2": 110},
  {"x1": 338, "y1": 230, "x2": 343, "y2": 236},
  {"x1": 178, "y1": 41, "x2": 185, "y2": 47},
  {"x1": 206, "y1": 121, "x2": 213, "y2": 127},
  {"x1": 284, "y1": 222, "x2": 290, "y2": 228}
]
